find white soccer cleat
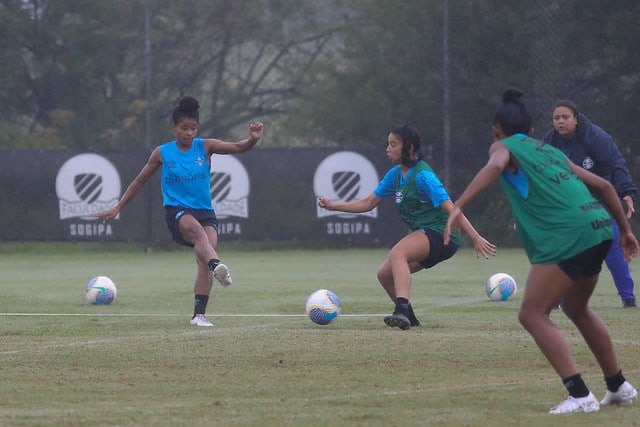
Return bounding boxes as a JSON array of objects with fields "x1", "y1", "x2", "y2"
[
  {"x1": 600, "y1": 381, "x2": 638, "y2": 405},
  {"x1": 549, "y1": 392, "x2": 599, "y2": 414},
  {"x1": 190, "y1": 314, "x2": 214, "y2": 327},
  {"x1": 213, "y1": 263, "x2": 233, "y2": 287}
]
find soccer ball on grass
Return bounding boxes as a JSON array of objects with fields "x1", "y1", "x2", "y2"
[
  {"x1": 305, "y1": 289, "x2": 341, "y2": 325},
  {"x1": 486, "y1": 273, "x2": 517, "y2": 301},
  {"x1": 86, "y1": 276, "x2": 117, "y2": 305}
]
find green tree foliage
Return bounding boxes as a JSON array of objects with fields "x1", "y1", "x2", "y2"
[
  {"x1": 528, "y1": 0, "x2": 640, "y2": 153},
  {"x1": 281, "y1": 0, "x2": 640, "y2": 240},
  {"x1": 0, "y1": 0, "x2": 337, "y2": 150},
  {"x1": 282, "y1": 0, "x2": 445, "y2": 150},
  {"x1": 2, "y1": 0, "x2": 640, "y2": 186},
  {"x1": 0, "y1": 0, "x2": 142, "y2": 149},
  {"x1": 146, "y1": 0, "x2": 337, "y2": 142}
]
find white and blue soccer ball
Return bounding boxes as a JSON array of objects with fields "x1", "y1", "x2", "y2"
[
  {"x1": 486, "y1": 273, "x2": 517, "y2": 301},
  {"x1": 306, "y1": 289, "x2": 341, "y2": 325},
  {"x1": 85, "y1": 276, "x2": 118, "y2": 305}
]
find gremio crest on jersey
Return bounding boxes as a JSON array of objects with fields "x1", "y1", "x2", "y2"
[{"x1": 582, "y1": 156, "x2": 594, "y2": 170}]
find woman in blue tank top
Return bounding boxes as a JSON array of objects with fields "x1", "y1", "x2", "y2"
[{"x1": 92, "y1": 96, "x2": 263, "y2": 327}]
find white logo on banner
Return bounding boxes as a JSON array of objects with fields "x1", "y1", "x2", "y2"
[
  {"x1": 210, "y1": 155, "x2": 250, "y2": 220},
  {"x1": 55, "y1": 153, "x2": 121, "y2": 221},
  {"x1": 313, "y1": 151, "x2": 379, "y2": 219}
]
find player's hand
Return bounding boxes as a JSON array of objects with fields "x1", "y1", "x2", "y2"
[
  {"x1": 472, "y1": 236, "x2": 497, "y2": 259},
  {"x1": 90, "y1": 208, "x2": 119, "y2": 224},
  {"x1": 317, "y1": 196, "x2": 331, "y2": 209},
  {"x1": 623, "y1": 195, "x2": 635, "y2": 219},
  {"x1": 248, "y1": 122, "x2": 264, "y2": 142},
  {"x1": 619, "y1": 230, "x2": 640, "y2": 262}
]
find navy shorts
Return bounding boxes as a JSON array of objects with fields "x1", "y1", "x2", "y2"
[
  {"x1": 557, "y1": 239, "x2": 612, "y2": 280},
  {"x1": 419, "y1": 228, "x2": 459, "y2": 269},
  {"x1": 164, "y1": 206, "x2": 218, "y2": 247}
]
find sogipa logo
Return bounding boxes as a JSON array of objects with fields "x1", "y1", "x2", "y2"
[
  {"x1": 55, "y1": 153, "x2": 121, "y2": 221},
  {"x1": 313, "y1": 151, "x2": 379, "y2": 219},
  {"x1": 210, "y1": 155, "x2": 249, "y2": 236}
]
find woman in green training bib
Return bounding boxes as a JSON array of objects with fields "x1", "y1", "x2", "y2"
[
  {"x1": 445, "y1": 89, "x2": 639, "y2": 414},
  {"x1": 318, "y1": 122, "x2": 496, "y2": 330}
]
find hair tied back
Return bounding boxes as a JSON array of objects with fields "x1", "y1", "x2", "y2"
[
  {"x1": 502, "y1": 88, "x2": 524, "y2": 105},
  {"x1": 178, "y1": 96, "x2": 200, "y2": 113}
]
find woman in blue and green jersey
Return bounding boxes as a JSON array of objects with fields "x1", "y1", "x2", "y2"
[
  {"x1": 92, "y1": 96, "x2": 263, "y2": 327},
  {"x1": 445, "y1": 89, "x2": 639, "y2": 414},
  {"x1": 318, "y1": 122, "x2": 496, "y2": 330}
]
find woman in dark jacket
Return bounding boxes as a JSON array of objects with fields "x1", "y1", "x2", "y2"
[{"x1": 543, "y1": 100, "x2": 637, "y2": 307}]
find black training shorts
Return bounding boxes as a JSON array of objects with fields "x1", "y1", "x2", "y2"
[
  {"x1": 557, "y1": 239, "x2": 612, "y2": 280},
  {"x1": 419, "y1": 228, "x2": 459, "y2": 269},
  {"x1": 164, "y1": 205, "x2": 218, "y2": 247}
]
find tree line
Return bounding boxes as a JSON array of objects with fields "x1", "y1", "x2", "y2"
[{"x1": 2, "y1": 0, "x2": 640, "y2": 235}]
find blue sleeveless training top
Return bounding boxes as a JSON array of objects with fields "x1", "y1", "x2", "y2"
[{"x1": 159, "y1": 138, "x2": 213, "y2": 210}]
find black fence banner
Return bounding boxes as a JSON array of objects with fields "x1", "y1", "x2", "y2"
[{"x1": 0, "y1": 148, "x2": 409, "y2": 245}]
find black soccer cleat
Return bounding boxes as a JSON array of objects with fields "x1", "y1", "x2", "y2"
[
  {"x1": 409, "y1": 316, "x2": 421, "y2": 327},
  {"x1": 383, "y1": 313, "x2": 411, "y2": 330}
]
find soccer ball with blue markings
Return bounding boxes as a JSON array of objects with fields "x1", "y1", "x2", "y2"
[
  {"x1": 306, "y1": 289, "x2": 341, "y2": 325},
  {"x1": 85, "y1": 276, "x2": 118, "y2": 305},
  {"x1": 486, "y1": 273, "x2": 517, "y2": 301}
]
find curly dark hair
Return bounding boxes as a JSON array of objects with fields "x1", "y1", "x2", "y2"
[{"x1": 172, "y1": 96, "x2": 200, "y2": 124}]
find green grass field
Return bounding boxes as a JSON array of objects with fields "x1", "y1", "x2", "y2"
[{"x1": 1, "y1": 243, "x2": 639, "y2": 426}]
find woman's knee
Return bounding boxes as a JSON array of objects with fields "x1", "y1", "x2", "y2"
[
  {"x1": 517, "y1": 304, "x2": 542, "y2": 330},
  {"x1": 517, "y1": 307, "x2": 529, "y2": 328},
  {"x1": 387, "y1": 245, "x2": 402, "y2": 259},
  {"x1": 561, "y1": 303, "x2": 588, "y2": 325},
  {"x1": 377, "y1": 264, "x2": 389, "y2": 284},
  {"x1": 180, "y1": 222, "x2": 205, "y2": 243}
]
